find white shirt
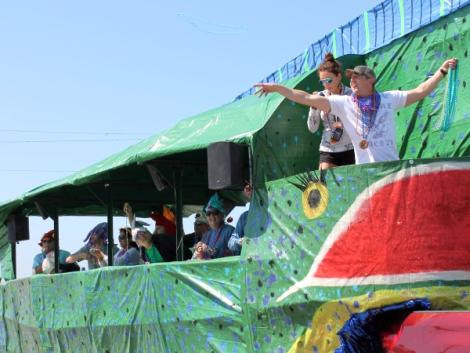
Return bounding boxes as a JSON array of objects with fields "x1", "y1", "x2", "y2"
[
  {"x1": 307, "y1": 86, "x2": 354, "y2": 153},
  {"x1": 328, "y1": 90, "x2": 407, "y2": 164}
]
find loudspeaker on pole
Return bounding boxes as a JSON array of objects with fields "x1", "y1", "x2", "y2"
[{"x1": 7, "y1": 214, "x2": 30, "y2": 243}]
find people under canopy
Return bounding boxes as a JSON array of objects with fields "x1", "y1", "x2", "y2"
[
  {"x1": 113, "y1": 227, "x2": 142, "y2": 266},
  {"x1": 65, "y1": 222, "x2": 119, "y2": 270},
  {"x1": 192, "y1": 193, "x2": 234, "y2": 260},
  {"x1": 32, "y1": 230, "x2": 77, "y2": 274},
  {"x1": 228, "y1": 183, "x2": 253, "y2": 255},
  {"x1": 123, "y1": 202, "x2": 177, "y2": 262}
]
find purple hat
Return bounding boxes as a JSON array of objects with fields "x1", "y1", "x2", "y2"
[{"x1": 83, "y1": 222, "x2": 108, "y2": 245}]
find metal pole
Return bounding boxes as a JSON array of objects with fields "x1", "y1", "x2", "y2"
[
  {"x1": 173, "y1": 168, "x2": 184, "y2": 261},
  {"x1": 105, "y1": 183, "x2": 114, "y2": 266},
  {"x1": 11, "y1": 242, "x2": 16, "y2": 279},
  {"x1": 248, "y1": 144, "x2": 253, "y2": 186},
  {"x1": 53, "y1": 210, "x2": 59, "y2": 274}
]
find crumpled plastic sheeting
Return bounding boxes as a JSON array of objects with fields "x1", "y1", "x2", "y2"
[
  {"x1": 0, "y1": 257, "x2": 245, "y2": 353},
  {"x1": 334, "y1": 298, "x2": 431, "y2": 353}
]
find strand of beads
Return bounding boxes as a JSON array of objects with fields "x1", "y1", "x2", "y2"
[{"x1": 440, "y1": 64, "x2": 459, "y2": 132}]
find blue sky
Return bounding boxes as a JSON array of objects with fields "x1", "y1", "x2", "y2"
[{"x1": 0, "y1": 0, "x2": 380, "y2": 278}]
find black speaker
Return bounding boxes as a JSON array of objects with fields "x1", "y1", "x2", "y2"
[
  {"x1": 207, "y1": 142, "x2": 249, "y2": 190},
  {"x1": 7, "y1": 214, "x2": 30, "y2": 243}
]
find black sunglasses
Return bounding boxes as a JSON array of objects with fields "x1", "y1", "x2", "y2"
[{"x1": 206, "y1": 211, "x2": 220, "y2": 216}]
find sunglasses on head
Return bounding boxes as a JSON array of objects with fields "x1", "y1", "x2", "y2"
[
  {"x1": 351, "y1": 72, "x2": 368, "y2": 78},
  {"x1": 319, "y1": 77, "x2": 333, "y2": 84}
]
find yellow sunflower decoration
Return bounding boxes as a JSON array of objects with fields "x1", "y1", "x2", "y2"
[
  {"x1": 290, "y1": 171, "x2": 329, "y2": 219},
  {"x1": 302, "y1": 181, "x2": 329, "y2": 219}
]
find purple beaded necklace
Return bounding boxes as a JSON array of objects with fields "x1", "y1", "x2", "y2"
[{"x1": 353, "y1": 92, "x2": 381, "y2": 149}]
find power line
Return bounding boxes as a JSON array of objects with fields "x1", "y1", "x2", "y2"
[
  {"x1": 0, "y1": 129, "x2": 147, "y2": 136},
  {"x1": 0, "y1": 169, "x2": 77, "y2": 173},
  {"x1": 0, "y1": 138, "x2": 142, "y2": 143}
]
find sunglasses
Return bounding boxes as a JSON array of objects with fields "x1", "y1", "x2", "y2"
[
  {"x1": 319, "y1": 77, "x2": 333, "y2": 84},
  {"x1": 42, "y1": 239, "x2": 54, "y2": 244},
  {"x1": 206, "y1": 211, "x2": 220, "y2": 217}
]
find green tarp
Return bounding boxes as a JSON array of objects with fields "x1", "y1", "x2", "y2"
[
  {"x1": 1, "y1": 158, "x2": 470, "y2": 353},
  {"x1": 1, "y1": 3, "x2": 470, "y2": 353},
  {"x1": 0, "y1": 92, "x2": 285, "y2": 215}
]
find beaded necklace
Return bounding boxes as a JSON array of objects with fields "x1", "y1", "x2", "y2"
[
  {"x1": 353, "y1": 92, "x2": 381, "y2": 149},
  {"x1": 439, "y1": 65, "x2": 459, "y2": 132}
]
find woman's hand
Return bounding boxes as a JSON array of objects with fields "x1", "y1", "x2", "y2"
[
  {"x1": 440, "y1": 58, "x2": 458, "y2": 72},
  {"x1": 254, "y1": 83, "x2": 280, "y2": 97},
  {"x1": 194, "y1": 242, "x2": 207, "y2": 259},
  {"x1": 123, "y1": 202, "x2": 133, "y2": 217},
  {"x1": 66, "y1": 252, "x2": 89, "y2": 263},
  {"x1": 89, "y1": 248, "x2": 105, "y2": 261}
]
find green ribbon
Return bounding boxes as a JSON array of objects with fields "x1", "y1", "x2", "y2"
[
  {"x1": 363, "y1": 11, "x2": 370, "y2": 52},
  {"x1": 278, "y1": 67, "x2": 283, "y2": 82},
  {"x1": 398, "y1": 0, "x2": 405, "y2": 36},
  {"x1": 332, "y1": 30, "x2": 337, "y2": 58},
  {"x1": 302, "y1": 48, "x2": 310, "y2": 73}
]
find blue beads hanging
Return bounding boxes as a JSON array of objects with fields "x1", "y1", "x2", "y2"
[{"x1": 440, "y1": 64, "x2": 459, "y2": 132}]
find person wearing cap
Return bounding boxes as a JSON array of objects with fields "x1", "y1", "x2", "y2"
[
  {"x1": 149, "y1": 206, "x2": 176, "y2": 237},
  {"x1": 65, "y1": 222, "x2": 119, "y2": 270},
  {"x1": 193, "y1": 193, "x2": 235, "y2": 260},
  {"x1": 228, "y1": 183, "x2": 253, "y2": 255},
  {"x1": 307, "y1": 53, "x2": 355, "y2": 169},
  {"x1": 32, "y1": 230, "x2": 72, "y2": 275},
  {"x1": 255, "y1": 58, "x2": 457, "y2": 164},
  {"x1": 183, "y1": 212, "x2": 210, "y2": 260},
  {"x1": 113, "y1": 227, "x2": 142, "y2": 266}
]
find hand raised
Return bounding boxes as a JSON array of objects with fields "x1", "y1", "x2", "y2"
[
  {"x1": 441, "y1": 58, "x2": 458, "y2": 71},
  {"x1": 254, "y1": 83, "x2": 278, "y2": 97},
  {"x1": 123, "y1": 202, "x2": 133, "y2": 216}
]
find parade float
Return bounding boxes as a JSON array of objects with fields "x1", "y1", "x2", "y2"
[{"x1": 0, "y1": 0, "x2": 469, "y2": 352}]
